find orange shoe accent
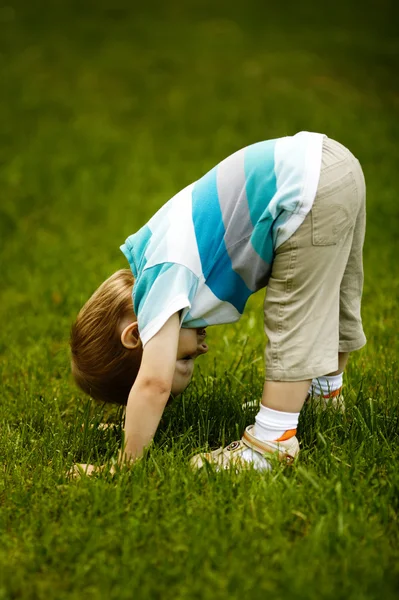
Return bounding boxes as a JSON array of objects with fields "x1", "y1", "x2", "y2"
[
  {"x1": 275, "y1": 429, "x2": 297, "y2": 442},
  {"x1": 322, "y1": 387, "x2": 342, "y2": 399}
]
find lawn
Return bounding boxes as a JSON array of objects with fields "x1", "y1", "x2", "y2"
[{"x1": 0, "y1": 1, "x2": 398, "y2": 598}]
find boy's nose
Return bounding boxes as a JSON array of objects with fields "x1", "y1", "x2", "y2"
[{"x1": 197, "y1": 342, "x2": 209, "y2": 355}]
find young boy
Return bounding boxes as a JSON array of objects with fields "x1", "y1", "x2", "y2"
[{"x1": 71, "y1": 132, "x2": 366, "y2": 471}]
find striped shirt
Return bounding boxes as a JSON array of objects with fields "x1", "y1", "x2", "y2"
[{"x1": 121, "y1": 131, "x2": 324, "y2": 345}]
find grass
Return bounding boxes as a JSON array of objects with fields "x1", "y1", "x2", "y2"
[{"x1": 0, "y1": 0, "x2": 398, "y2": 598}]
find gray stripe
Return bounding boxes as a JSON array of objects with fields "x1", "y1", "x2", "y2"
[{"x1": 217, "y1": 149, "x2": 272, "y2": 291}]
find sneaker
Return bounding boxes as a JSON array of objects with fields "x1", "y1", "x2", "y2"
[
  {"x1": 308, "y1": 388, "x2": 345, "y2": 411},
  {"x1": 190, "y1": 425, "x2": 299, "y2": 471}
]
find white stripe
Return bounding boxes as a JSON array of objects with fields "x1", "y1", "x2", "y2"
[
  {"x1": 188, "y1": 283, "x2": 241, "y2": 323},
  {"x1": 273, "y1": 132, "x2": 324, "y2": 248},
  {"x1": 140, "y1": 295, "x2": 193, "y2": 346},
  {"x1": 145, "y1": 183, "x2": 203, "y2": 277},
  {"x1": 165, "y1": 183, "x2": 203, "y2": 277}
]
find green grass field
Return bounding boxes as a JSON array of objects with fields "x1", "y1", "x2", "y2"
[{"x1": 1, "y1": 1, "x2": 398, "y2": 598}]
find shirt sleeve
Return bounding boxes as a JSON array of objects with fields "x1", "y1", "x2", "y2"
[{"x1": 133, "y1": 262, "x2": 199, "y2": 346}]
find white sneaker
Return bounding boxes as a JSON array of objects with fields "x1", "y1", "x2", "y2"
[
  {"x1": 308, "y1": 389, "x2": 345, "y2": 411},
  {"x1": 190, "y1": 425, "x2": 299, "y2": 471}
]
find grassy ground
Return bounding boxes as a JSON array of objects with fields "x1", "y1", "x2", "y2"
[{"x1": 1, "y1": 1, "x2": 399, "y2": 598}]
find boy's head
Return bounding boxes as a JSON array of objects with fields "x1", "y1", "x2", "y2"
[
  {"x1": 70, "y1": 269, "x2": 141, "y2": 405},
  {"x1": 70, "y1": 269, "x2": 209, "y2": 405}
]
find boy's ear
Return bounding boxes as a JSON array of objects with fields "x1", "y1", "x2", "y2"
[{"x1": 120, "y1": 321, "x2": 141, "y2": 350}]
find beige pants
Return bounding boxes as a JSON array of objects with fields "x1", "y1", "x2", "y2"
[{"x1": 264, "y1": 137, "x2": 367, "y2": 381}]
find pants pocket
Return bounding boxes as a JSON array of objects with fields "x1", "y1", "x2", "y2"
[{"x1": 312, "y1": 171, "x2": 357, "y2": 246}]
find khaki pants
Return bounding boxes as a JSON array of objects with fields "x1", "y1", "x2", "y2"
[{"x1": 264, "y1": 137, "x2": 366, "y2": 381}]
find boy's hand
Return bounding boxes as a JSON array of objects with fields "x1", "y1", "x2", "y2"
[
  {"x1": 67, "y1": 463, "x2": 101, "y2": 479},
  {"x1": 67, "y1": 463, "x2": 117, "y2": 479},
  {"x1": 122, "y1": 313, "x2": 181, "y2": 462}
]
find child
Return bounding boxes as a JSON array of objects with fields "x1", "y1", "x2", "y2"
[{"x1": 70, "y1": 132, "x2": 366, "y2": 471}]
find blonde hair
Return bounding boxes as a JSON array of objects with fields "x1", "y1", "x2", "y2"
[{"x1": 70, "y1": 269, "x2": 141, "y2": 405}]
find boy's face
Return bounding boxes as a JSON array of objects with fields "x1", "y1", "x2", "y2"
[{"x1": 171, "y1": 327, "x2": 208, "y2": 396}]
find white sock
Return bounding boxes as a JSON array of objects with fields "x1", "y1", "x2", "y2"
[
  {"x1": 253, "y1": 405, "x2": 299, "y2": 442},
  {"x1": 310, "y1": 373, "x2": 343, "y2": 398}
]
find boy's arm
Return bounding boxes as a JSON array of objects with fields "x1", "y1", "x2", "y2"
[{"x1": 121, "y1": 312, "x2": 181, "y2": 462}]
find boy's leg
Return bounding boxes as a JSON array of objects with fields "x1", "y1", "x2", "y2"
[
  {"x1": 308, "y1": 352, "x2": 348, "y2": 405},
  {"x1": 256, "y1": 137, "x2": 366, "y2": 447},
  {"x1": 310, "y1": 171, "x2": 366, "y2": 406},
  {"x1": 328, "y1": 352, "x2": 349, "y2": 375},
  {"x1": 191, "y1": 138, "x2": 366, "y2": 470},
  {"x1": 262, "y1": 380, "x2": 311, "y2": 413}
]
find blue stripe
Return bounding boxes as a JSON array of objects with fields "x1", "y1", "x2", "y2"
[
  {"x1": 121, "y1": 225, "x2": 152, "y2": 277},
  {"x1": 133, "y1": 262, "x2": 163, "y2": 318},
  {"x1": 251, "y1": 223, "x2": 274, "y2": 265},
  {"x1": 244, "y1": 141, "x2": 277, "y2": 263},
  {"x1": 133, "y1": 263, "x2": 198, "y2": 332},
  {"x1": 182, "y1": 314, "x2": 208, "y2": 329},
  {"x1": 244, "y1": 140, "x2": 277, "y2": 224},
  {"x1": 192, "y1": 166, "x2": 252, "y2": 313}
]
